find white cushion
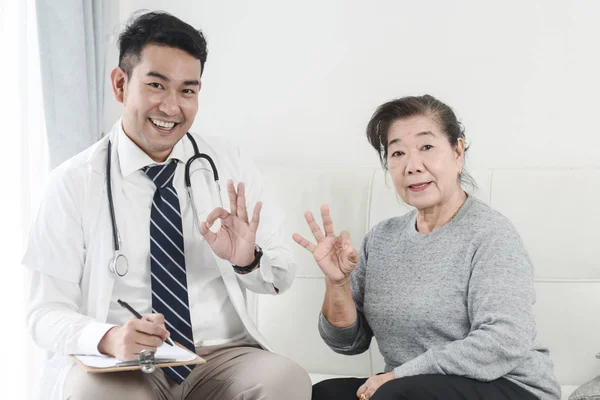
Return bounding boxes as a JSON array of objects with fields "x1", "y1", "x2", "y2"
[
  {"x1": 262, "y1": 166, "x2": 374, "y2": 278},
  {"x1": 490, "y1": 169, "x2": 600, "y2": 279},
  {"x1": 562, "y1": 386, "x2": 579, "y2": 400},
  {"x1": 256, "y1": 165, "x2": 600, "y2": 392},
  {"x1": 257, "y1": 277, "x2": 371, "y2": 376},
  {"x1": 533, "y1": 282, "x2": 600, "y2": 386}
]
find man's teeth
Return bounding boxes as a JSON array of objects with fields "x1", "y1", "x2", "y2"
[{"x1": 151, "y1": 118, "x2": 176, "y2": 130}]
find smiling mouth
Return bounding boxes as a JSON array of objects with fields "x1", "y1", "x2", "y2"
[
  {"x1": 408, "y1": 182, "x2": 432, "y2": 191},
  {"x1": 149, "y1": 118, "x2": 178, "y2": 131}
]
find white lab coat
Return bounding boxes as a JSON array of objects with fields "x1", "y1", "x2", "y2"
[{"x1": 22, "y1": 121, "x2": 297, "y2": 400}]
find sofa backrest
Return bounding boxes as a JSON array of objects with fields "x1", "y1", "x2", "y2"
[{"x1": 250, "y1": 166, "x2": 600, "y2": 387}]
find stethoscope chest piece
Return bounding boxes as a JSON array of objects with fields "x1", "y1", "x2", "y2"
[{"x1": 109, "y1": 251, "x2": 129, "y2": 277}]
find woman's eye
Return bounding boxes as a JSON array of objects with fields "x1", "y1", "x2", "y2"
[
  {"x1": 391, "y1": 151, "x2": 404, "y2": 157},
  {"x1": 422, "y1": 145, "x2": 433, "y2": 151}
]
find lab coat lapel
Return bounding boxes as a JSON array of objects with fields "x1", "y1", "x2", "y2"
[{"x1": 82, "y1": 131, "x2": 117, "y2": 321}]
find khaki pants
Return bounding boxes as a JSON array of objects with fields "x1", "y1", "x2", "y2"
[{"x1": 63, "y1": 343, "x2": 312, "y2": 400}]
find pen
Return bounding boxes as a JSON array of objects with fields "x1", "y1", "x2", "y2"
[{"x1": 117, "y1": 299, "x2": 175, "y2": 346}]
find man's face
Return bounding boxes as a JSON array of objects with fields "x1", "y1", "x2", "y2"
[{"x1": 111, "y1": 44, "x2": 202, "y2": 162}]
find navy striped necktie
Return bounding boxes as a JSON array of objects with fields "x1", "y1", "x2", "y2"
[{"x1": 143, "y1": 161, "x2": 195, "y2": 384}]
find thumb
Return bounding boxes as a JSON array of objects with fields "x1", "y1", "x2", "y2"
[
  {"x1": 145, "y1": 313, "x2": 165, "y2": 325},
  {"x1": 339, "y1": 231, "x2": 358, "y2": 264},
  {"x1": 347, "y1": 248, "x2": 359, "y2": 265}
]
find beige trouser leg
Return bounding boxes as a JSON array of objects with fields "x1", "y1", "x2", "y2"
[
  {"x1": 63, "y1": 364, "x2": 170, "y2": 400},
  {"x1": 63, "y1": 343, "x2": 311, "y2": 400},
  {"x1": 181, "y1": 343, "x2": 312, "y2": 400}
]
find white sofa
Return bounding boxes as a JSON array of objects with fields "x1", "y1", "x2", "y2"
[{"x1": 247, "y1": 166, "x2": 600, "y2": 400}]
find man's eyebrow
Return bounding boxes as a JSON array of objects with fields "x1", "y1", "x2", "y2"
[
  {"x1": 146, "y1": 72, "x2": 200, "y2": 86},
  {"x1": 146, "y1": 71, "x2": 169, "y2": 81}
]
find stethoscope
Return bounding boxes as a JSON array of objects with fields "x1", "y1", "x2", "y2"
[{"x1": 106, "y1": 132, "x2": 223, "y2": 277}]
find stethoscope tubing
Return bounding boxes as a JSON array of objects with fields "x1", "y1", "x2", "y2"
[{"x1": 106, "y1": 132, "x2": 220, "y2": 277}]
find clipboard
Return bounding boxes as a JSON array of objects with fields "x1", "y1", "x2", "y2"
[{"x1": 72, "y1": 342, "x2": 206, "y2": 374}]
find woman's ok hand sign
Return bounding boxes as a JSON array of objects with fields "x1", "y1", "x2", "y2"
[{"x1": 293, "y1": 204, "x2": 359, "y2": 285}]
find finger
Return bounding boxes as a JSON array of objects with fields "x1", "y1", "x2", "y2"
[
  {"x1": 339, "y1": 231, "x2": 359, "y2": 264},
  {"x1": 144, "y1": 313, "x2": 164, "y2": 325},
  {"x1": 199, "y1": 221, "x2": 218, "y2": 244},
  {"x1": 135, "y1": 332, "x2": 163, "y2": 349},
  {"x1": 227, "y1": 179, "x2": 238, "y2": 217},
  {"x1": 347, "y1": 247, "x2": 360, "y2": 264},
  {"x1": 292, "y1": 233, "x2": 316, "y2": 253},
  {"x1": 339, "y1": 231, "x2": 352, "y2": 247},
  {"x1": 144, "y1": 314, "x2": 170, "y2": 339},
  {"x1": 131, "y1": 341, "x2": 159, "y2": 355},
  {"x1": 357, "y1": 383, "x2": 367, "y2": 398},
  {"x1": 249, "y1": 201, "x2": 263, "y2": 232},
  {"x1": 205, "y1": 207, "x2": 230, "y2": 228},
  {"x1": 304, "y1": 211, "x2": 324, "y2": 241},
  {"x1": 321, "y1": 204, "x2": 335, "y2": 237},
  {"x1": 236, "y1": 182, "x2": 249, "y2": 223},
  {"x1": 136, "y1": 319, "x2": 169, "y2": 338}
]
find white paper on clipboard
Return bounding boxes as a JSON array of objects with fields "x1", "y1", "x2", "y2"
[{"x1": 74, "y1": 342, "x2": 197, "y2": 369}]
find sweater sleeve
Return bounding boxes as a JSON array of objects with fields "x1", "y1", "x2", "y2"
[
  {"x1": 318, "y1": 231, "x2": 374, "y2": 355},
  {"x1": 393, "y1": 221, "x2": 536, "y2": 381}
]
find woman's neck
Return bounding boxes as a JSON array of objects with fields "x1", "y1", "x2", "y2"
[{"x1": 416, "y1": 189, "x2": 468, "y2": 234}]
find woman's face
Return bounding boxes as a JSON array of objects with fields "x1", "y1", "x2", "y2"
[{"x1": 386, "y1": 115, "x2": 465, "y2": 211}]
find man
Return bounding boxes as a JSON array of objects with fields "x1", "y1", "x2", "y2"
[{"x1": 23, "y1": 11, "x2": 311, "y2": 400}]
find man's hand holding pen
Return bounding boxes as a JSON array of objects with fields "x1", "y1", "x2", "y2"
[{"x1": 98, "y1": 313, "x2": 171, "y2": 361}]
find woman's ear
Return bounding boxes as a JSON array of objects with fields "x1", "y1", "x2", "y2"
[
  {"x1": 110, "y1": 67, "x2": 127, "y2": 103},
  {"x1": 455, "y1": 138, "x2": 466, "y2": 170}
]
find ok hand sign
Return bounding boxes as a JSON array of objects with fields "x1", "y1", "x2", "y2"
[
  {"x1": 293, "y1": 204, "x2": 359, "y2": 285},
  {"x1": 200, "y1": 180, "x2": 262, "y2": 267}
]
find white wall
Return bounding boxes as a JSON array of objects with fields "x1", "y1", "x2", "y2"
[{"x1": 105, "y1": 0, "x2": 600, "y2": 170}]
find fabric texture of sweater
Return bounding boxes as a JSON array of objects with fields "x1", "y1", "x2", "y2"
[{"x1": 319, "y1": 195, "x2": 561, "y2": 400}]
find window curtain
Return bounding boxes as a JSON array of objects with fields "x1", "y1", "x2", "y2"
[
  {"x1": 1, "y1": 0, "x2": 50, "y2": 398},
  {"x1": 36, "y1": 0, "x2": 107, "y2": 168},
  {"x1": 0, "y1": 0, "x2": 108, "y2": 398}
]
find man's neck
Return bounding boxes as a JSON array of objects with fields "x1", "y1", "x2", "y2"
[{"x1": 121, "y1": 122, "x2": 173, "y2": 163}]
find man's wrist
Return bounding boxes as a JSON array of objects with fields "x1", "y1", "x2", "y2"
[
  {"x1": 98, "y1": 326, "x2": 119, "y2": 356},
  {"x1": 232, "y1": 245, "x2": 263, "y2": 274}
]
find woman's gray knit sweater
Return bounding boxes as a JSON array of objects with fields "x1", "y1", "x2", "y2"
[{"x1": 319, "y1": 195, "x2": 561, "y2": 400}]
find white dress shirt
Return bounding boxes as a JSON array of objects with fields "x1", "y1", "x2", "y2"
[
  {"x1": 109, "y1": 125, "x2": 246, "y2": 345},
  {"x1": 22, "y1": 120, "x2": 297, "y2": 400}
]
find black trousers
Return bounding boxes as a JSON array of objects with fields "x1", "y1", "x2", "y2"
[{"x1": 312, "y1": 374, "x2": 538, "y2": 400}]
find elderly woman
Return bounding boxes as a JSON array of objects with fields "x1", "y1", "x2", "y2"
[{"x1": 293, "y1": 95, "x2": 560, "y2": 400}]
